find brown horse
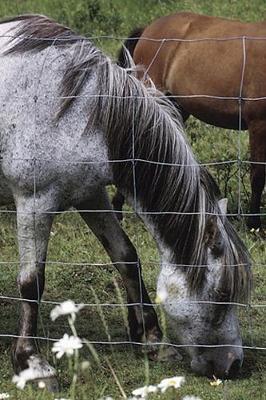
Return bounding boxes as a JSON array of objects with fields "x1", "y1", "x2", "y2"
[{"x1": 116, "y1": 12, "x2": 266, "y2": 229}]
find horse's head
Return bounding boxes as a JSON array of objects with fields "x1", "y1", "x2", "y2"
[{"x1": 157, "y1": 199, "x2": 251, "y2": 378}]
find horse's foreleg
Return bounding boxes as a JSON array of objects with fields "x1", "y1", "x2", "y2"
[
  {"x1": 248, "y1": 121, "x2": 266, "y2": 230},
  {"x1": 78, "y1": 189, "x2": 162, "y2": 345},
  {"x1": 112, "y1": 190, "x2": 125, "y2": 221},
  {"x1": 13, "y1": 195, "x2": 58, "y2": 391}
]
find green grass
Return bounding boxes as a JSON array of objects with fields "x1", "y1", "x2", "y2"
[
  {"x1": 0, "y1": 0, "x2": 265, "y2": 399},
  {"x1": 0, "y1": 212, "x2": 265, "y2": 399}
]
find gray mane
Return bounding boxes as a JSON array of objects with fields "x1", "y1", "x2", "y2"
[
  {"x1": 2, "y1": 14, "x2": 83, "y2": 52},
  {"x1": 4, "y1": 15, "x2": 251, "y2": 301}
]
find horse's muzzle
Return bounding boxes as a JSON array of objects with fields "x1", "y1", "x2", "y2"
[{"x1": 191, "y1": 346, "x2": 243, "y2": 378}]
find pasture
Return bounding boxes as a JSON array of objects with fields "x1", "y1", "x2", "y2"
[{"x1": 0, "y1": 1, "x2": 265, "y2": 399}]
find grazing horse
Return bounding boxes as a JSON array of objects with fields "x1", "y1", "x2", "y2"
[
  {"x1": 117, "y1": 12, "x2": 266, "y2": 229},
  {"x1": 0, "y1": 15, "x2": 250, "y2": 389}
]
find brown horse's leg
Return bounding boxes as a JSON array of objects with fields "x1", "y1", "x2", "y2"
[
  {"x1": 78, "y1": 188, "x2": 162, "y2": 344},
  {"x1": 165, "y1": 92, "x2": 190, "y2": 123},
  {"x1": 247, "y1": 121, "x2": 266, "y2": 229},
  {"x1": 179, "y1": 106, "x2": 190, "y2": 123},
  {"x1": 112, "y1": 190, "x2": 125, "y2": 221},
  {"x1": 13, "y1": 194, "x2": 58, "y2": 391}
]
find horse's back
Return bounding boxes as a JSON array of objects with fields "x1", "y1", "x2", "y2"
[
  {"x1": 143, "y1": 12, "x2": 266, "y2": 36},
  {"x1": 134, "y1": 12, "x2": 266, "y2": 127},
  {"x1": 0, "y1": 23, "x2": 111, "y2": 207}
]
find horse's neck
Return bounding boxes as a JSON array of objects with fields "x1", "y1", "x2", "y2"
[{"x1": 133, "y1": 202, "x2": 175, "y2": 265}]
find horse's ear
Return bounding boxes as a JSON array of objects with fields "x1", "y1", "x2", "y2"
[
  {"x1": 204, "y1": 215, "x2": 218, "y2": 247},
  {"x1": 218, "y1": 198, "x2": 228, "y2": 215}
]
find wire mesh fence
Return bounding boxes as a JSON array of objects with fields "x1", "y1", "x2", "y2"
[{"x1": 0, "y1": 18, "x2": 265, "y2": 396}]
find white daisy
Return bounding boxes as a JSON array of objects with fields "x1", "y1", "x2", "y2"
[
  {"x1": 81, "y1": 360, "x2": 90, "y2": 370},
  {"x1": 38, "y1": 380, "x2": 46, "y2": 389},
  {"x1": 55, "y1": 398, "x2": 71, "y2": 400},
  {"x1": 158, "y1": 376, "x2": 185, "y2": 393},
  {"x1": 0, "y1": 394, "x2": 10, "y2": 399},
  {"x1": 210, "y1": 378, "x2": 223, "y2": 386},
  {"x1": 98, "y1": 397, "x2": 114, "y2": 400},
  {"x1": 50, "y1": 300, "x2": 84, "y2": 322},
  {"x1": 52, "y1": 334, "x2": 83, "y2": 359},
  {"x1": 155, "y1": 288, "x2": 168, "y2": 304},
  {"x1": 183, "y1": 396, "x2": 202, "y2": 400},
  {"x1": 132, "y1": 385, "x2": 158, "y2": 398}
]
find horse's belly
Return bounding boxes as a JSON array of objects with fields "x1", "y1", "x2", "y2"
[
  {"x1": 177, "y1": 98, "x2": 248, "y2": 130},
  {"x1": 58, "y1": 163, "x2": 112, "y2": 208}
]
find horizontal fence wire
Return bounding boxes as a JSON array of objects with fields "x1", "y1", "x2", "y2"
[
  {"x1": 0, "y1": 334, "x2": 265, "y2": 351},
  {"x1": 1, "y1": 210, "x2": 265, "y2": 217},
  {"x1": 1, "y1": 260, "x2": 265, "y2": 268},
  {"x1": 1, "y1": 295, "x2": 266, "y2": 308}
]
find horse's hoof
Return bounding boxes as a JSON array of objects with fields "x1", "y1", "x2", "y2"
[{"x1": 13, "y1": 355, "x2": 59, "y2": 392}]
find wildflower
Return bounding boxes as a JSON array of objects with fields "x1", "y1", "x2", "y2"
[
  {"x1": 52, "y1": 334, "x2": 83, "y2": 359},
  {"x1": 81, "y1": 360, "x2": 90, "y2": 370},
  {"x1": 0, "y1": 394, "x2": 10, "y2": 400},
  {"x1": 98, "y1": 397, "x2": 114, "y2": 400},
  {"x1": 132, "y1": 385, "x2": 158, "y2": 398},
  {"x1": 183, "y1": 396, "x2": 202, "y2": 400},
  {"x1": 50, "y1": 300, "x2": 84, "y2": 322},
  {"x1": 158, "y1": 376, "x2": 185, "y2": 393},
  {"x1": 155, "y1": 288, "x2": 168, "y2": 304},
  {"x1": 210, "y1": 378, "x2": 223, "y2": 386},
  {"x1": 38, "y1": 381, "x2": 46, "y2": 389}
]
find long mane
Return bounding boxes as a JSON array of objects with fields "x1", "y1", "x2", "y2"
[{"x1": 2, "y1": 15, "x2": 251, "y2": 301}]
